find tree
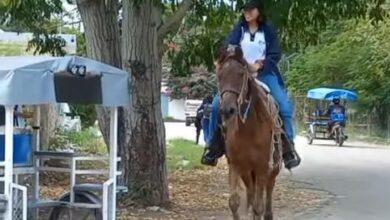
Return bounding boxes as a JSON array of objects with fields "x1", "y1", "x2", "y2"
[
  {"x1": 166, "y1": 0, "x2": 387, "y2": 77},
  {"x1": 287, "y1": 18, "x2": 390, "y2": 131},
  {"x1": 75, "y1": 0, "x2": 194, "y2": 205}
]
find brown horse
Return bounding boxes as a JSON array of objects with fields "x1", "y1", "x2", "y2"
[{"x1": 216, "y1": 46, "x2": 282, "y2": 220}]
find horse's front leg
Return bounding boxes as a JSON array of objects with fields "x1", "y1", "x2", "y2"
[
  {"x1": 264, "y1": 168, "x2": 279, "y2": 220},
  {"x1": 253, "y1": 174, "x2": 267, "y2": 220},
  {"x1": 229, "y1": 165, "x2": 241, "y2": 220},
  {"x1": 265, "y1": 140, "x2": 282, "y2": 220}
]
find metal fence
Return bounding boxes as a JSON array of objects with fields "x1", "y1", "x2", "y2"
[{"x1": 11, "y1": 183, "x2": 27, "y2": 220}]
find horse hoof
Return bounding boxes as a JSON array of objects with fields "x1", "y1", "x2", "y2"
[
  {"x1": 264, "y1": 213, "x2": 273, "y2": 220},
  {"x1": 252, "y1": 216, "x2": 261, "y2": 220}
]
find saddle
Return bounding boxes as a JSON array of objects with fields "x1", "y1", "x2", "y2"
[{"x1": 254, "y1": 78, "x2": 271, "y2": 93}]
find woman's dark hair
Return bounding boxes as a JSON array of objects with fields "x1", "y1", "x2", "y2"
[{"x1": 241, "y1": 0, "x2": 267, "y2": 25}]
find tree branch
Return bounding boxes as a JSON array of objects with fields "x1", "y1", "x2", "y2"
[{"x1": 157, "y1": 0, "x2": 194, "y2": 39}]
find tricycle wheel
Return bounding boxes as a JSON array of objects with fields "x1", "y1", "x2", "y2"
[
  {"x1": 338, "y1": 137, "x2": 344, "y2": 146},
  {"x1": 48, "y1": 191, "x2": 102, "y2": 220},
  {"x1": 338, "y1": 131, "x2": 344, "y2": 147},
  {"x1": 334, "y1": 127, "x2": 344, "y2": 147}
]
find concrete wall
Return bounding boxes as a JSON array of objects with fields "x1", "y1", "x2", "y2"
[
  {"x1": 161, "y1": 94, "x2": 169, "y2": 118},
  {"x1": 168, "y1": 98, "x2": 186, "y2": 121}
]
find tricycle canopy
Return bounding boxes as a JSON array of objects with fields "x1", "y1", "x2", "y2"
[
  {"x1": 307, "y1": 87, "x2": 358, "y2": 101},
  {"x1": 0, "y1": 56, "x2": 130, "y2": 106}
]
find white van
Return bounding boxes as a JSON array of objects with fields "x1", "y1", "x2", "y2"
[{"x1": 184, "y1": 99, "x2": 202, "y2": 126}]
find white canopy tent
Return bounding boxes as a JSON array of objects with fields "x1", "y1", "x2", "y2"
[{"x1": 0, "y1": 56, "x2": 130, "y2": 220}]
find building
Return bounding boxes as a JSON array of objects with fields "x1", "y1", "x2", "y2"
[{"x1": 161, "y1": 83, "x2": 186, "y2": 121}]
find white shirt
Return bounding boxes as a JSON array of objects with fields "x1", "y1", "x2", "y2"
[{"x1": 240, "y1": 30, "x2": 266, "y2": 64}]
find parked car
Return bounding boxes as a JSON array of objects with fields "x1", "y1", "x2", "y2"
[{"x1": 184, "y1": 99, "x2": 202, "y2": 126}]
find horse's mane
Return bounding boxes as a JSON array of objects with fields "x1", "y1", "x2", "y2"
[{"x1": 218, "y1": 45, "x2": 247, "y2": 67}]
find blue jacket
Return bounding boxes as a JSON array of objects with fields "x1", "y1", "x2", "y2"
[
  {"x1": 225, "y1": 20, "x2": 284, "y2": 85},
  {"x1": 327, "y1": 105, "x2": 346, "y2": 122}
]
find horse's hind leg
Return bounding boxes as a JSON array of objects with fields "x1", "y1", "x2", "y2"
[
  {"x1": 229, "y1": 166, "x2": 241, "y2": 220},
  {"x1": 264, "y1": 171, "x2": 278, "y2": 220}
]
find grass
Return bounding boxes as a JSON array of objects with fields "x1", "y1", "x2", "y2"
[
  {"x1": 0, "y1": 42, "x2": 32, "y2": 56},
  {"x1": 164, "y1": 116, "x2": 184, "y2": 122},
  {"x1": 49, "y1": 127, "x2": 107, "y2": 154},
  {"x1": 167, "y1": 138, "x2": 205, "y2": 171},
  {"x1": 50, "y1": 129, "x2": 206, "y2": 170}
]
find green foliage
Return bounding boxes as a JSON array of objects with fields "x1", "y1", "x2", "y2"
[
  {"x1": 73, "y1": 30, "x2": 87, "y2": 56},
  {"x1": 49, "y1": 128, "x2": 106, "y2": 154},
  {"x1": 288, "y1": 18, "x2": 390, "y2": 129},
  {"x1": 166, "y1": 1, "x2": 237, "y2": 75},
  {"x1": 167, "y1": 138, "x2": 205, "y2": 170},
  {"x1": 0, "y1": 0, "x2": 66, "y2": 56},
  {"x1": 69, "y1": 104, "x2": 97, "y2": 129},
  {"x1": 166, "y1": 0, "x2": 387, "y2": 89},
  {"x1": 27, "y1": 33, "x2": 66, "y2": 56},
  {"x1": 58, "y1": 26, "x2": 87, "y2": 56}
]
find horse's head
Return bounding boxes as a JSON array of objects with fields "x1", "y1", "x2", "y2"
[{"x1": 216, "y1": 45, "x2": 250, "y2": 123}]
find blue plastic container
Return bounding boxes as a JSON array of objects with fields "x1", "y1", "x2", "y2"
[{"x1": 0, "y1": 134, "x2": 32, "y2": 165}]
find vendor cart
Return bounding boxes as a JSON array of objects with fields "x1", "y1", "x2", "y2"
[{"x1": 0, "y1": 56, "x2": 130, "y2": 220}]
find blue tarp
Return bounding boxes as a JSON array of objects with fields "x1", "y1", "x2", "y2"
[
  {"x1": 307, "y1": 87, "x2": 358, "y2": 101},
  {"x1": 0, "y1": 56, "x2": 130, "y2": 106}
]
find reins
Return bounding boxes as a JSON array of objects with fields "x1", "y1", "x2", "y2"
[{"x1": 220, "y1": 62, "x2": 252, "y2": 123}]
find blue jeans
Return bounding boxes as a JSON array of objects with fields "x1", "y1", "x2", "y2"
[
  {"x1": 202, "y1": 118, "x2": 210, "y2": 143},
  {"x1": 207, "y1": 96, "x2": 221, "y2": 145},
  {"x1": 207, "y1": 72, "x2": 295, "y2": 145}
]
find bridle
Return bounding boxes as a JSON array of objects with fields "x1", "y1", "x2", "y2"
[{"x1": 219, "y1": 59, "x2": 252, "y2": 123}]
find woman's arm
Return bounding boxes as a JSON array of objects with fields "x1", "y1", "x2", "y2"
[{"x1": 261, "y1": 23, "x2": 282, "y2": 75}]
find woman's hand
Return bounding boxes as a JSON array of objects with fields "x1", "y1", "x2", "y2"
[
  {"x1": 248, "y1": 63, "x2": 258, "y2": 73},
  {"x1": 255, "y1": 59, "x2": 264, "y2": 70},
  {"x1": 248, "y1": 60, "x2": 264, "y2": 73}
]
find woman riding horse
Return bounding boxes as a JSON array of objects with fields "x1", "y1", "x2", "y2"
[{"x1": 201, "y1": 0, "x2": 300, "y2": 170}]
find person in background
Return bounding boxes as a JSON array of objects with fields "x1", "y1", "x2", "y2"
[
  {"x1": 0, "y1": 105, "x2": 25, "y2": 127},
  {"x1": 195, "y1": 108, "x2": 203, "y2": 145},
  {"x1": 325, "y1": 97, "x2": 346, "y2": 135},
  {"x1": 195, "y1": 95, "x2": 213, "y2": 144},
  {"x1": 314, "y1": 104, "x2": 323, "y2": 117}
]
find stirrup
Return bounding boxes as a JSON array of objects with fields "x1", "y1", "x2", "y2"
[{"x1": 284, "y1": 150, "x2": 301, "y2": 170}]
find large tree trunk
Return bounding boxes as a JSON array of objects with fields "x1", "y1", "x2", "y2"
[
  {"x1": 120, "y1": 0, "x2": 169, "y2": 205},
  {"x1": 40, "y1": 104, "x2": 59, "y2": 148},
  {"x1": 75, "y1": 0, "x2": 191, "y2": 206},
  {"x1": 76, "y1": 0, "x2": 122, "y2": 148}
]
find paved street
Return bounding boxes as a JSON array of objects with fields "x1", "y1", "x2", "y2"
[{"x1": 165, "y1": 122, "x2": 390, "y2": 220}]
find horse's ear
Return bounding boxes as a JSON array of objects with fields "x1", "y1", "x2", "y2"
[
  {"x1": 234, "y1": 46, "x2": 244, "y2": 59},
  {"x1": 214, "y1": 60, "x2": 221, "y2": 72}
]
